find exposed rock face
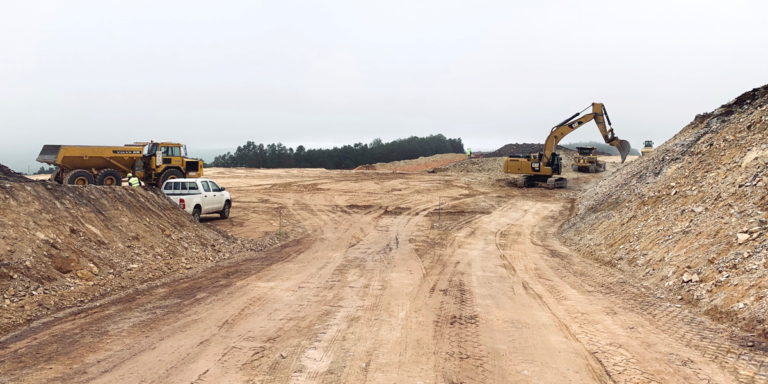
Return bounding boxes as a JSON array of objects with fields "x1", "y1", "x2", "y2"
[{"x1": 560, "y1": 84, "x2": 768, "y2": 335}]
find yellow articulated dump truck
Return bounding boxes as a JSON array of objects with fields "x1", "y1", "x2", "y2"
[
  {"x1": 571, "y1": 146, "x2": 606, "y2": 173},
  {"x1": 37, "y1": 141, "x2": 204, "y2": 186}
]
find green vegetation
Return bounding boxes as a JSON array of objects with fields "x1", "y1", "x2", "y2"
[
  {"x1": 33, "y1": 166, "x2": 57, "y2": 175},
  {"x1": 208, "y1": 135, "x2": 464, "y2": 169},
  {"x1": 561, "y1": 141, "x2": 641, "y2": 156}
]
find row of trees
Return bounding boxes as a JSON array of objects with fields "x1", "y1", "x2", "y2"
[{"x1": 208, "y1": 134, "x2": 464, "y2": 169}]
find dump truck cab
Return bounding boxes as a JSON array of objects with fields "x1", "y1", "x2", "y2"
[
  {"x1": 641, "y1": 140, "x2": 655, "y2": 156},
  {"x1": 576, "y1": 146, "x2": 597, "y2": 157},
  {"x1": 140, "y1": 141, "x2": 203, "y2": 186}
]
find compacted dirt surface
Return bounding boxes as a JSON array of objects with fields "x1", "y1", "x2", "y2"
[{"x1": 1, "y1": 167, "x2": 766, "y2": 383}]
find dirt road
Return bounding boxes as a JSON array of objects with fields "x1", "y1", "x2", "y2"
[{"x1": 0, "y1": 168, "x2": 764, "y2": 383}]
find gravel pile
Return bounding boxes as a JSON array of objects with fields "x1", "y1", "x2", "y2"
[{"x1": 560, "y1": 84, "x2": 768, "y2": 336}]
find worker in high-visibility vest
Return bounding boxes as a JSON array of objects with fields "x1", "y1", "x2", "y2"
[
  {"x1": 466, "y1": 148, "x2": 472, "y2": 160},
  {"x1": 127, "y1": 173, "x2": 141, "y2": 187}
]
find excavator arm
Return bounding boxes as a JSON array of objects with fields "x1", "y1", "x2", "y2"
[{"x1": 541, "y1": 103, "x2": 631, "y2": 165}]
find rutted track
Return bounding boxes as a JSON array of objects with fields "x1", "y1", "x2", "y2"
[{"x1": 0, "y1": 168, "x2": 766, "y2": 383}]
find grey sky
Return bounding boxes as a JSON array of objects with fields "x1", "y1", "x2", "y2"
[{"x1": 2, "y1": 1, "x2": 766, "y2": 172}]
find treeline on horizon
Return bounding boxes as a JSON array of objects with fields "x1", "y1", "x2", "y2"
[{"x1": 207, "y1": 134, "x2": 465, "y2": 169}]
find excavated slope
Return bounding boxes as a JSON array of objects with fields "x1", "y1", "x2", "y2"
[
  {"x1": 0, "y1": 175, "x2": 281, "y2": 336},
  {"x1": 560, "y1": 84, "x2": 768, "y2": 335}
]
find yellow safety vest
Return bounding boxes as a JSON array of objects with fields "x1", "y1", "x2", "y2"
[{"x1": 128, "y1": 177, "x2": 140, "y2": 187}]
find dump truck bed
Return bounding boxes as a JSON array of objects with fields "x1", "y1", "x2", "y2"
[{"x1": 37, "y1": 145, "x2": 146, "y2": 172}]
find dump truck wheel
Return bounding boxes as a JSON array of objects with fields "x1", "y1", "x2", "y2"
[
  {"x1": 571, "y1": 164, "x2": 578, "y2": 172},
  {"x1": 159, "y1": 169, "x2": 183, "y2": 185},
  {"x1": 96, "y1": 169, "x2": 122, "y2": 186},
  {"x1": 588, "y1": 164, "x2": 596, "y2": 173},
  {"x1": 64, "y1": 169, "x2": 94, "y2": 186},
  {"x1": 220, "y1": 201, "x2": 231, "y2": 219},
  {"x1": 192, "y1": 206, "x2": 202, "y2": 222},
  {"x1": 49, "y1": 169, "x2": 62, "y2": 184}
]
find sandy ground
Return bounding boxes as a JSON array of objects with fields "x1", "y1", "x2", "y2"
[{"x1": 0, "y1": 167, "x2": 762, "y2": 383}]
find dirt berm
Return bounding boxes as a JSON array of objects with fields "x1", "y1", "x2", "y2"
[
  {"x1": 0, "y1": 172, "x2": 282, "y2": 337},
  {"x1": 560, "y1": 84, "x2": 768, "y2": 336}
]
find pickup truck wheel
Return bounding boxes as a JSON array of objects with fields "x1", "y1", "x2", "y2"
[
  {"x1": 96, "y1": 169, "x2": 122, "y2": 186},
  {"x1": 220, "y1": 201, "x2": 231, "y2": 219},
  {"x1": 159, "y1": 169, "x2": 183, "y2": 185},
  {"x1": 64, "y1": 169, "x2": 94, "y2": 186},
  {"x1": 192, "y1": 206, "x2": 202, "y2": 222}
]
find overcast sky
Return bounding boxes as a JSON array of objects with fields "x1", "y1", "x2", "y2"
[{"x1": 1, "y1": 1, "x2": 766, "y2": 172}]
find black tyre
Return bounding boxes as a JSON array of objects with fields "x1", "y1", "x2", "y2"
[
  {"x1": 49, "y1": 169, "x2": 62, "y2": 184},
  {"x1": 220, "y1": 201, "x2": 231, "y2": 219},
  {"x1": 588, "y1": 164, "x2": 596, "y2": 173},
  {"x1": 192, "y1": 206, "x2": 202, "y2": 222},
  {"x1": 158, "y1": 169, "x2": 183, "y2": 185},
  {"x1": 96, "y1": 169, "x2": 122, "y2": 186},
  {"x1": 64, "y1": 169, "x2": 94, "y2": 186}
]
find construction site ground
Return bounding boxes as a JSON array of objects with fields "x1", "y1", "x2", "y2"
[{"x1": 3, "y1": 163, "x2": 767, "y2": 384}]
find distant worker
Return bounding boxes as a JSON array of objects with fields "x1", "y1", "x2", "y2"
[
  {"x1": 467, "y1": 148, "x2": 472, "y2": 160},
  {"x1": 127, "y1": 173, "x2": 141, "y2": 187}
]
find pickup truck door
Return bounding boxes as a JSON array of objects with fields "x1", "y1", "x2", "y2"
[
  {"x1": 207, "y1": 181, "x2": 226, "y2": 212},
  {"x1": 200, "y1": 181, "x2": 216, "y2": 214}
]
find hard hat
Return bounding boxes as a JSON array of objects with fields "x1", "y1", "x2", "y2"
[{"x1": 127, "y1": 173, "x2": 133, "y2": 178}]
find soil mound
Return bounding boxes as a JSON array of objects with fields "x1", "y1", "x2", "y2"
[
  {"x1": 0, "y1": 164, "x2": 33, "y2": 183},
  {"x1": 560, "y1": 84, "x2": 768, "y2": 335},
  {"x1": 353, "y1": 153, "x2": 466, "y2": 172},
  {"x1": 486, "y1": 143, "x2": 570, "y2": 158},
  {"x1": 486, "y1": 143, "x2": 579, "y2": 164},
  {"x1": 0, "y1": 180, "x2": 282, "y2": 336}
]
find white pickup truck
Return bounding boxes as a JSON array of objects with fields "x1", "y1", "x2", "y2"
[{"x1": 161, "y1": 178, "x2": 231, "y2": 222}]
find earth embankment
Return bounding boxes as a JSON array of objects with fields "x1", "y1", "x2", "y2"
[
  {"x1": 560, "y1": 84, "x2": 768, "y2": 335},
  {"x1": 0, "y1": 173, "x2": 281, "y2": 336}
]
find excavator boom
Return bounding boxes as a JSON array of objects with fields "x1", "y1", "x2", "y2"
[
  {"x1": 503, "y1": 102, "x2": 631, "y2": 188},
  {"x1": 543, "y1": 103, "x2": 630, "y2": 164}
]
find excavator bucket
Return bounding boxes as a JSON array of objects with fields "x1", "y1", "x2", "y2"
[{"x1": 613, "y1": 140, "x2": 631, "y2": 163}]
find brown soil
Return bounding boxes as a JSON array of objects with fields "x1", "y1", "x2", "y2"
[
  {"x1": 0, "y1": 173, "x2": 287, "y2": 337},
  {"x1": 0, "y1": 165, "x2": 33, "y2": 183},
  {"x1": 353, "y1": 153, "x2": 467, "y2": 172},
  {"x1": 1, "y1": 165, "x2": 766, "y2": 383},
  {"x1": 560, "y1": 84, "x2": 768, "y2": 338},
  {"x1": 486, "y1": 142, "x2": 576, "y2": 158}
]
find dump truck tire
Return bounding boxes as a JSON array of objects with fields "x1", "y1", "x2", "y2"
[
  {"x1": 588, "y1": 164, "x2": 596, "y2": 173},
  {"x1": 159, "y1": 169, "x2": 183, "y2": 186},
  {"x1": 64, "y1": 169, "x2": 94, "y2": 186},
  {"x1": 49, "y1": 169, "x2": 62, "y2": 184},
  {"x1": 220, "y1": 201, "x2": 231, "y2": 219},
  {"x1": 572, "y1": 164, "x2": 578, "y2": 171},
  {"x1": 96, "y1": 169, "x2": 122, "y2": 186}
]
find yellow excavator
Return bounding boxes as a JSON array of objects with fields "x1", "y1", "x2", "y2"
[{"x1": 503, "y1": 103, "x2": 630, "y2": 188}]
